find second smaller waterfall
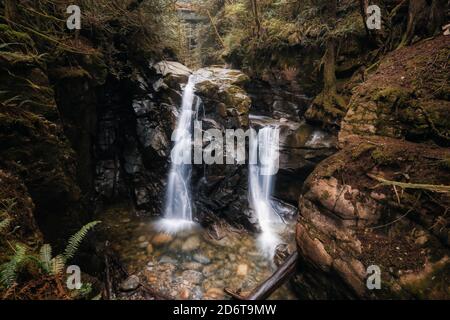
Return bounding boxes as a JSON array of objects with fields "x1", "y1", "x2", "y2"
[{"x1": 249, "y1": 126, "x2": 283, "y2": 257}]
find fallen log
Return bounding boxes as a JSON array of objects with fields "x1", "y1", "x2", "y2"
[
  {"x1": 224, "y1": 251, "x2": 299, "y2": 300},
  {"x1": 367, "y1": 173, "x2": 450, "y2": 193}
]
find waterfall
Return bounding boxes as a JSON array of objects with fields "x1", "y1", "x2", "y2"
[
  {"x1": 157, "y1": 75, "x2": 199, "y2": 233},
  {"x1": 249, "y1": 126, "x2": 283, "y2": 257}
]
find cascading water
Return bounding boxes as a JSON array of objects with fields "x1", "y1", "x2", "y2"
[
  {"x1": 249, "y1": 126, "x2": 283, "y2": 258},
  {"x1": 157, "y1": 75, "x2": 199, "y2": 233}
]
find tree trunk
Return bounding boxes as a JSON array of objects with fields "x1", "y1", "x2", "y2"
[
  {"x1": 428, "y1": 0, "x2": 447, "y2": 35},
  {"x1": 400, "y1": 0, "x2": 427, "y2": 47},
  {"x1": 323, "y1": 38, "x2": 337, "y2": 96},
  {"x1": 323, "y1": 0, "x2": 338, "y2": 98},
  {"x1": 225, "y1": 252, "x2": 299, "y2": 300},
  {"x1": 359, "y1": 0, "x2": 371, "y2": 38},
  {"x1": 250, "y1": 0, "x2": 261, "y2": 38}
]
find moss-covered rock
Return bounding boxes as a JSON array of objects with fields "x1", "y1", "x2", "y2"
[
  {"x1": 295, "y1": 135, "x2": 450, "y2": 299},
  {"x1": 305, "y1": 92, "x2": 348, "y2": 129},
  {"x1": 340, "y1": 36, "x2": 450, "y2": 147},
  {"x1": 0, "y1": 170, "x2": 42, "y2": 249},
  {"x1": 194, "y1": 67, "x2": 251, "y2": 127},
  {"x1": 0, "y1": 104, "x2": 81, "y2": 245}
]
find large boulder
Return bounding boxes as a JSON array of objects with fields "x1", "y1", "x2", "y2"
[
  {"x1": 340, "y1": 36, "x2": 450, "y2": 147},
  {"x1": 194, "y1": 67, "x2": 251, "y2": 128},
  {"x1": 152, "y1": 61, "x2": 192, "y2": 102},
  {"x1": 184, "y1": 68, "x2": 255, "y2": 229},
  {"x1": 294, "y1": 135, "x2": 450, "y2": 299},
  {"x1": 294, "y1": 35, "x2": 450, "y2": 299},
  {"x1": 245, "y1": 79, "x2": 311, "y2": 122}
]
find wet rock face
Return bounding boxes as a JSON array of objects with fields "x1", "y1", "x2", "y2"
[
  {"x1": 250, "y1": 117, "x2": 337, "y2": 203},
  {"x1": 92, "y1": 63, "x2": 257, "y2": 225},
  {"x1": 194, "y1": 67, "x2": 251, "y2": 128},
  {"x1": 245, "y1": 79, "x2": 312, "y2": 122},
  {"x1": 185, "y1": 67, "x2": 257, "y2": 229},
  {"x1": 294, "y1": 136, "x2": 450, "y2": 299},
  {"x1": 94, "y1": 62, "x2": 188, "y2": 215}
]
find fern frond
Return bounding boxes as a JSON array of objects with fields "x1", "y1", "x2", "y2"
[
  {"x1": 39, "y1": 244, "x2": 52, "y2": 273},
  {"x1": 50, "y1": 255, "x2": 65, "y2": 275},
  {"x1": 0, "y1": 244, "x2": 27, "y2": 287},
  {"x1": 62, "y1": 221, "x2": 101, "y2": 262}
]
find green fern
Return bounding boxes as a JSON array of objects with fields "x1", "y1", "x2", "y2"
[
  {"x1": 39, "y1": 244, "x2": 52, "y2": 273},
  {"x1": 62, "y1": 221, "x2": 101, "y2": 263},
  {"x1": 0, "y1": 244, "x2": 27, "y2": 287},
  {"x1": 0, "y1": 221, "x2": 101, "y2": 287},
  {"x1": 50, "y1": 255, "x2": 65, "y2": 275}
]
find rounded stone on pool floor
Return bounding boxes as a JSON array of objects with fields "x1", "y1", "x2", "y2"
[
  {"x1": 182, "y1": 270, "x2": 203, "y2": 285},
  {"x1": 146, "y1": 243, "x2": 154, "y2": 254},
  {"x1": 152, "y1": 233, "x2": 173, "y2": 246},
  {"x1": 193, "y1": 253, "x2": 211, "y2": 264},
  {"x1": 119, "y1": 275, "x2": 140, "y2": 292},
  {"x1": 138, "y1": 241, "x2": 149, "y2": 248},
  {"x1": 159, "y1": 255, "x2": 178, "y2": 264},
  {"x1": 202, "y1": 264, "x2": 216, "y2": 277},
  {"x1": 181, "y1": 262, "x2": 203, "y2": 271},
  {"x1": 236, "y1": 264, "x2": 248, "y2": 276},
  {"x1": 227, "y1": 253, "x2": 236, "y2": 262},
  {"x1": 204, "y1": 288, "x2": 224, "y2": 300},
  {"x1": 181, "y1": 235, "x2": 201, "y2": 251},
  {"x1": 179, "y1": 287, "x2": 190, "y2": 299}
]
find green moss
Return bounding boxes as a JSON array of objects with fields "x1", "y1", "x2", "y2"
[
  {"x1": 372, "y1": 86, "x2": 412, "y2": 107},
  {"x1": 351, "y1": 143, "x2": 376, "y2": 160},
  {"x1": 0, "y1": 24, "x2": 34, "y2": 46},
  {"x1": 320, "y1": 191, "x2": 330, "y2": 201},
  {"x1": 0, "y1": 51, "x2": 39, "y2": 64},
  {"x1": 371, "y1": 148, "x2": 395, "y2": 165}
]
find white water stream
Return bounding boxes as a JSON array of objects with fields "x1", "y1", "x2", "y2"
[
  {"x1": 249, "y1": 126, "x2": 283, "y2": 257},
  {"x1": 158, "y1": 75, "x2": 199, "y2": 233}
]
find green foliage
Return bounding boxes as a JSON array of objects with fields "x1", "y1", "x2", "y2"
[
  {"x1": 77, "y1": 282, "x2": 93, "y2": 298},
  {"x1": 49, "y1": 255, "x2": 65, "y2": 276},
  {"x1": 198, "y1": 0, "x2": 365, "y2": 70},
  {"x1": 63, "y1": 221, "x2": 100, "y2": 262},
  {"x1": 38, "y1": 243, "x2": 52, "y2": 273},
  {"x1": 0, "y1": 244, "x2": 27, "y2": 287},
  {"x1": 0, "y1": 221, "x2": 100, "y2": 288}
]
